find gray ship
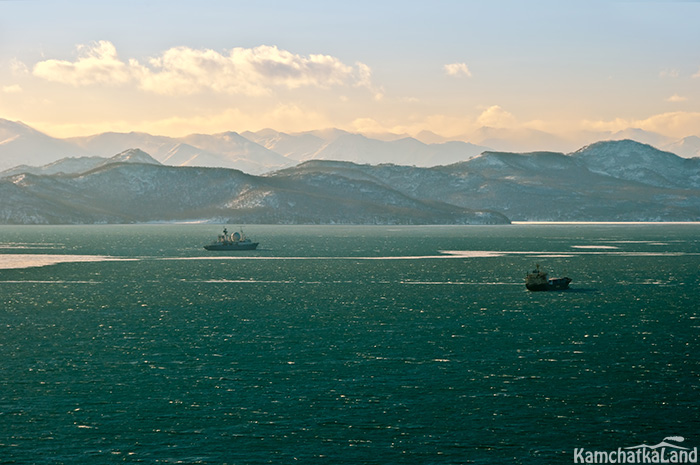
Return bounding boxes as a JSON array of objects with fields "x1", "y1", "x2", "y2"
[
  {"x1": 204, "y1": 228, "x2": 259, "y2": 251},
  {"x1": 525, "y1": 264, "x2": 571, "y2": 291}
]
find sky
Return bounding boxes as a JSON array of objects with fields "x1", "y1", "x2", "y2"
[{"x1": 1, "y1": 0, "x2": 700, "y2": 144}]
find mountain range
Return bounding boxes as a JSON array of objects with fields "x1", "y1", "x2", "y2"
[
  {"x1": 1, "y1": 118, "x2": 698, "y2": 176},
  {"x1": 1, "y1": 119, "x2": 491, "y2": 175},
  {"x1": 1, "y1": 139, "x2": 699, "y2": 224},
  {"x1": 0, "y1": 149, "x2": 508, "y2": 225}
]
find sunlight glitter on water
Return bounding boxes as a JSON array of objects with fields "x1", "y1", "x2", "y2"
[{"x1": 0, "y1": 224, "x2": 697, "y2": 465}]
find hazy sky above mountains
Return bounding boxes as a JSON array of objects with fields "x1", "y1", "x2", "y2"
[{"x1": 1, "y1": 0, "x2": 699, "y2": 142}]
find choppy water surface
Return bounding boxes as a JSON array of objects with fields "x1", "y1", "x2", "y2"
[{"x1": 1, "y1": 224, "x2": 698, "y2": 464}]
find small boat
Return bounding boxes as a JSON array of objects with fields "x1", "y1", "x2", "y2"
[
  {"x1": 525, "y1": 264, "x2": 571, "y2": 291},
  {"x1": 204, "y1": 227, "x2": 258, "y2": 251}
]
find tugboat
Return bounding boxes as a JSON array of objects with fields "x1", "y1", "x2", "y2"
[
  {"x1": 204, "y1": 227, "x2": 259, "y2": 251},
  {"x1": 525, "y1": 264, "x2": 571, "y2": 291}
]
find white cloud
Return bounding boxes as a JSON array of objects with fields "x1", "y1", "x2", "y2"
[
  {"x1": 582, "y1": 111, "x2": 700, "y2": 138},
  {"x1": 476, "y1": 105, "x2": 516, "y2": 128},
  {"x1": 349, "y1": 115, "x2": 474, "y2": 140},
  {"x1": 666, "y1": 94, "x2": 687, "y2": 103},
  {"x1": 660, "y1": 69, "x2": 679, "y2": 78},
  {"x1": 10, "y1": 59, "x2": 29, "y2": 77},
  {"x1": 2, "y1": 84, "x2": 22, "y2": 93},
  {"x1": 581, "y1": 117, "x2": 628, "y2": 133},
  {"x1": 30, "y1": 41, "x2": 376, "y2": 97},
  {"x1": 353, "y1": 62, "x2": 373, "y2": 89},
  {"x1": 32, "y1": 104, "x2": 334, "y2": 139},
  {"x1": 444, "y1": 62, "x2": 472, "y2": 78},
  {"x1": 399, "y1": 96, "x2": 420, "y2": 103},
  {"x1": 142, "y1": 45, "x2": 366, "y2": 95},
  {"x1": 350, "y1": 117, "x2": 389, "y2": 135},
  {"x1": 33, "y1": 41, "x2": 141, "y2": 86},
  {"x1": 694, "y1": 67, "x2": 700, "y2": 79},
  {"x1": 639, "y1": 111, "x2": 700, "y2": 136}
]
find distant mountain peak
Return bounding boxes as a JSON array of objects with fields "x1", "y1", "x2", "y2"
[
  {"x1": 0, "y1": 118, "x2": 35, "y2": 132},
  {"x1": 414, "y1": 130, "x2": 450, "y2": 144},
  {"x1": 664, "y1": 135, "x2": 700, "y2": 158},
  {"x1": 254, "y1": 128, "x2": 285, "y2": 138},
  {"x1": 296, "y1": 128, "x2": 351, "y2": 142},
  {"x1": 110, "y1": 148, "x2": 161, "y2": 165},
  {"x1": 580, "y1": 138, "x2": 651, "y2": 149},
  {"x1": 571, "y1": 138, "x2": 699, "y2": 189},
  {"x1": 608, "y1": 128, "x2": 671, "y2": 148},
  {"x1": 216, "y1": 131, "x2": 243, "y2": 140},
  {"x1": 573, "y1": 138, "x2": 678, "y2": 160}
]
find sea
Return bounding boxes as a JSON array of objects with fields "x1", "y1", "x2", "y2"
[{"x1": 0, "y1": 223, "x2": 698, "y2": 464}]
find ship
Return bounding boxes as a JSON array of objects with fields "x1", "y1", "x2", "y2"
[
  {"x1": 525, "y1": 264, "x2": 571, "y2": 291},
  {"x1": 204, "y1": 227, "x2": 259, "y2": 251}
]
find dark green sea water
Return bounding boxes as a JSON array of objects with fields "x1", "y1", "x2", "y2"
[{"x1": 1, "y1": 224, "x2": 698, "y2": 464}]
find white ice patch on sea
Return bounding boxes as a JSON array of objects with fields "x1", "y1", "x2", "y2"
[
  {"x1": 0, "y1": 254, "x2": 133, "y2": 270},
  {"x1": 162, "y1": 251, "x2": 507, "y2": 261},
  {"x1": 2, "y1": 247, "x2": 694, "y2": 272},
  {"x1": 161, "y1": 249, "x2": 696, "y2": 262}
]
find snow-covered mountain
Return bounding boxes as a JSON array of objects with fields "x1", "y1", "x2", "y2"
[
  {"x1": 0, "y1": 149, "x2": 160, "y2": 177},
  {"x1": 571, "y1": 140, "x2": 700, "y2": 189},
  {"x1": 179, "y1": 131, "x2": 292, "y2": 173},
  {"x1": 241, "y1": 129, "x2": 326, "y2": 161},
  {"x1": 0, "y1": 160, "x2": 508, "y2": 225},
  {"x1": 0, "y1": 119, "x2": 88, "y2": 171},
  {"x1": 157, "y1": 142, "x2": 228, "y2": 168},
  {"x1": 67, "y1": 131, "x2": 180, "y2": 159},
  {"x1": 2, "y1": 139, "x2": 700, "y2": 224},
  {"x1": 69, "y1": 129, "x2": 291, "y2": 174},
  {"x1": 663, "y1": 136, "x2": 700, "y2": 159},
  {"x1": 2, "y1": 118, "x2": 699, "y2": 178},
  {"x1": 608, "y1": 128, "x2": 673, "y2": 148},
  {"x1": 300, "y1": 133, "x2": 488, "y2": 166},
  {"x1": 272, "y1": 140, "x2": 700, "y2": 222},
  {"x1": 414, "y1": 130, "x2": 450, "y2": 144},
  {"x1": 239, "y1": 129, "x2": 489, "y2": 166},
  {"x1": 465, "y1": 126, "x2": 575, "y2": 153}
]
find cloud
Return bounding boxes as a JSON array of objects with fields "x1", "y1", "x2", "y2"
[
  {"x1": 350, "y1": 117, "x2": 390, "y2": 135},
  {"x1": 444, "y1": 62, "x2": 472, "y2": 78},
  {"x1": 582, "y1": 111, "x2": 700, "y2": 138},
  {"x1": 348, "y1": 107, "x2": 530, "y2": 142},
  {"x1": 32, "y1": 103, "x2": 334, "y2": 139},
  {"x1": 349, "y1": 115, "x2": 474, "y2": 140},
  {"x1": 33, "y1": 41, "x2": 141, "y2": 86},
  {"x1": 666, "y1": 94, "x2": 687, "y2": 103},
  {"x1": 142, "y1": 45, "x2": 369, "y2": 95},
  {"x1": 2, "y1": 84, "x2": 22, "y2": 93},
  {"x1": 694, "y1": 67, "x2": 700, "y2": 78},
  {"x1": 477, "y1": 105, "x2": 517, "y2": 128},
  {"x1": 660, "y1": 69, "x2": 679, "y2": 78},
  {"x1": 30, "y1": 41, "x2": 376, "y2": 96},
  {"x1": 10, "y1": 59, "x2": 29, "y2": 76}
]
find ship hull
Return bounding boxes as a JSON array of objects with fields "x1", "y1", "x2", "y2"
[
  {"x1": 203, "y1": 242, "x2": 259, "y2": 251},
  {"x1": 526, "y1": 277, "x2": 572, "y2": 292},
  {"x1": 547, "y1": 277, "x2": 572, "y2": 290},
  {"x1": 526, "y1": 282, "x2": 549, "y2": 292}
]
